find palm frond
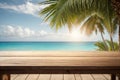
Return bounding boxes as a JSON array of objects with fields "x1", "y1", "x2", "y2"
[
  {"x1": 95, "y1": 40, "x2": 119, "y2": 51},
  {"x1": 95, "y1": 42, "x2": 107, "y2": 51}
]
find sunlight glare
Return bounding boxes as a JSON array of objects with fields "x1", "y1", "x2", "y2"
[{"x1": 70, "y1": 27, "x2": 81, "y2": 40}]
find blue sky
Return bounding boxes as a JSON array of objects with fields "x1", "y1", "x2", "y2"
[{"x1": 0, "y1": 0, "x2": 118, "y2": 42}]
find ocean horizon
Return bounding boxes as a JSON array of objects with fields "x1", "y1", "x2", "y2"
[{"x1": 0, "y1": 42, "x2": 97, "y2": 51}]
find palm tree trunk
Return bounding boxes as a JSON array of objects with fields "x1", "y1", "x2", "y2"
[
  {"x1": 110, "y1": 33, "x2": 115, "y2": 51},
  {"x1": 111, "y1": 0, "x2": 120, "y2": 51},
  {"x1": 118, "y1": 18, "x2": 120, "y2": 51},
  {"x1": 100, "y1": 32, "x2": 108, "y2": 50},
  {"x1": 117, "y1": 10, "x2": 120, "y2": 51}
]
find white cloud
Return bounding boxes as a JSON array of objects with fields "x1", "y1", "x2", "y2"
[
  {"x1": 16, "y1": 27, "x2": 24, "y2": 37},
  {"x1": 39, "y1": 30, "x2": 47, "y2": 36},
  {"x1": 0, "y1": 25, "x2": 118, "y2": 42},
  {"x1": 0, "y1": 25, "x2": 36, "y2": 38},
  {"x1": 24, "y1": 28, "x2": 35, "y2": 37},
  {"x1": 0, "y1": 1, "x2": 48, "y2": 16},
  {"x1": 0, "y1": 25, "x2": 72, "y2": 41},
  {"x1": 4, "y1": 25, "x2": 15, "y2": 35},
  {"x1": 40, "y1": 22, "x2": 49, "y2": 26}
]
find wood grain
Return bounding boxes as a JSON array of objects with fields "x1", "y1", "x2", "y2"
[{"x1": 0, "y1": 51, "x2": 120, "y2": 80}]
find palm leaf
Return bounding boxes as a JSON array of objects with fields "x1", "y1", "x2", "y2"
[{"x1": 95, "y1": 40, "x2": 119, "y2": 51}]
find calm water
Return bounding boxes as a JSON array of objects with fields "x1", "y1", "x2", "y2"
[{"x1": 0, "y1": 42, "x2": 97, "y2": 51}]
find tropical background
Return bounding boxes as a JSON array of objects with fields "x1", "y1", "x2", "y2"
[
  {"x1": 0, "y1": 0, "x2": 120, "y2": 51},
  {"x1": 39, "y1": 0, "x2": 120, "y2": 51}
]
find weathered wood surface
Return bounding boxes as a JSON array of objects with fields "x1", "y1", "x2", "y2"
[
  {"x1": 10, "y1": 74, "x2": 119, "y2": 80},
  {"x1": 0, "y1": 51, "x2": 120, "y2": 66},
  {"x1": 0, "y1": 51, "x2": 120, "y2": 57},
  {"x1": 0, "y1": 51, "x2": 120, "y2": 80},
  {"x1": 0, "y1": 51, "x2": 120, "y2": 74},
  {"x1": 0, "y1": 56, "x2": 120, "y2": 66}
]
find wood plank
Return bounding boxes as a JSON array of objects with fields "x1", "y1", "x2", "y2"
[
  {"x1": 74, "y1": 74, "x2": 82, "y2": 80},
  {"x1": 92, "y1": 74, "x2": 107, "y2": 80},
  {"x1": 64, "y1": 74, "x2": 75, "y2": 80},
  {"x1": 10, "y1": 74, "x2": 115, "y2": 80},
  {"x1": 103, "y1": 74, "x2": 111, "y2": 80},
  {"x1": 11, "y1": 74, "x2": 18, "y2": 80},
  {"x1": 81, "y1": 74, "x2": 94, "y2": 80},
  {"x1": 38, "y1": 74, "x2": 51, "y2": 80},
  {"x1": 26, "y1": 74, "x2": 39, "y2": 80},
  {"x1": 0, "y1": 57, "x2": 120, "y2": 74},
  {"x1": 14, "y1": 74, "x2": 28, "y2": 80},
  {"x1": 0, "y1": 57, "x2": 120, "y2": 66},
  {"x1": 0, "y1": 52, "x2": 120, "y2": 78},
  {"x1": 51, "y1": 74, "x2": 63, "y2": 80},
  {"x1": 0, "y1": 51, "x2": 119, "y2": 57}
]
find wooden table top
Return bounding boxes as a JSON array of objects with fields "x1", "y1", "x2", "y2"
[{"x1": 0, "y1": 51, "x2": 120, "y2": 67}]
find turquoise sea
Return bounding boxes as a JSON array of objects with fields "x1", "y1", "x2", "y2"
[{"x1": 0, "y1": 42, "x2": 97, "y2": 51}]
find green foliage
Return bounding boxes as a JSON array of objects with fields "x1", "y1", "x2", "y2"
[
  {"x1": 95, "y1": 40, "x2": 119, "y2": 51},
  {"x1": 40, "y1": 0, "x2": 76, "y2": 30},
  {"x1": 80, "y1": 14, "x2": 104, "y2": 36},
  {"x1": 40, "y1": 0, "x2": 115, "y2": 28},
  {"x1": 40, "y1": 0, "x2": 118, "y2": 33},
  {"x1": 80, "y1": 12, "x2": 118, "y2": 51},
  {"x1": 39, "y1": 0, "x2": 119, "y2": 51},
  {"x1": 39, "y1": 0, "x2": 117, "y2": 30}
]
